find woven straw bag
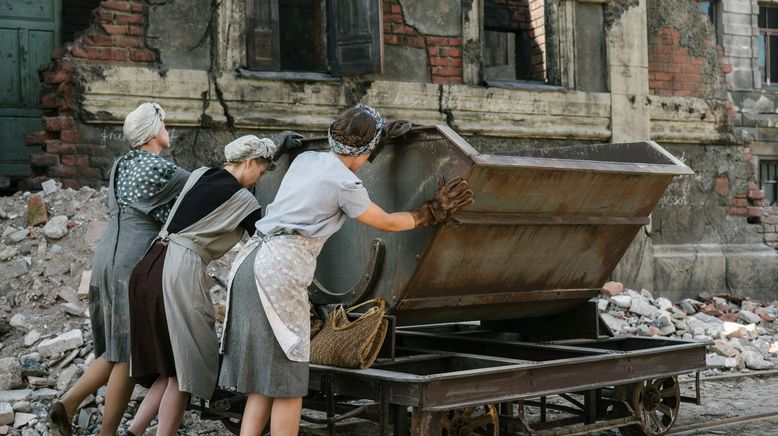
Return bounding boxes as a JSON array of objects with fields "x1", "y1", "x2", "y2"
[{"x1": 310, "y1": 298, "x2": 388, "y2": 369}]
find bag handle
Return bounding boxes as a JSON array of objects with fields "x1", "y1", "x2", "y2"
[{"x1": 330, "y1": 298, "x2": 385, "y2": 332}]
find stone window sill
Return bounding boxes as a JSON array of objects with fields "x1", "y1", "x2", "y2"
[
  {"x1": 238, "y1": 69, "x2": 341, "y2": 83},
  {"x1": 484, "y1": 79, "x2": 567, "y2": 92}
]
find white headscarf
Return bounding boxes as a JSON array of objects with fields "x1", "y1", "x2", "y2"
[
  {"x1": 123, "y1": 103, "x2": 165, "y2": 149},
  {"x1": 224, "y1": 135, "x2": 276, "y2": 163}
]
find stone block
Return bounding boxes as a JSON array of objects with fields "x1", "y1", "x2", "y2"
[
  {"x1": 0, "y1": 403, "x2": 11, "y2": 425},
  {"x1": 56, "y1": 366, "x2": 83, "y2": 392},
  {"x1": 611, "y1": 294, "x2": 632, "y2": 308},
  {"x1": 12, "y1": 412, "x2": 35, "y2": 428},
  {"x1": 22, "y1": 331, "x2": 40, "y2": 348},
  {"x1": 0, "y1": 391, "x2": 30, "y2": 403},
  {"x1": 629, "y1": 295, "x2": 660, "y2": 318},
  {"x1": 37, "y1": 330, "x2": 83, "y2": 358},
  {"x1": 0, "y1": 359, "x2": 22, "y2": 390},
  {"x1": 600, "y1": 313, "x2": 627, "y2": 332},
  {"x1": 655, "y1": 297, "x2": 673, "y2": 311},
  {"x1": 739, "y1": 309, "x2": 762, "y2": 325},
  {"x1": 42, "y1": 216, "x2": 68, "y2": 239}
]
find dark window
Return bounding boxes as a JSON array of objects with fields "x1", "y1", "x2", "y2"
[
  {"x1": 245, "y1": 0, "x2": 382, "y2": 75},
  {"x1": 759, "y1": 6, "x2": 778, "y2": 86},
  {"x1": 483, "y1": 0, "x2": 546, "y2": 82},
  {"x1": 698, "y1": 1, "x2": 717, "y2": 30},
  {"x1": 63, "y1": 0, "x2": 102, "y2": 43},
  {"x1": 761, "y1": 160, "x2": 778, "y2": 205}
]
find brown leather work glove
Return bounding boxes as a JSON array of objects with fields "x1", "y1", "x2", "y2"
[{"x1": 409, "y1": 177, "x2": 474, "y2": 227}]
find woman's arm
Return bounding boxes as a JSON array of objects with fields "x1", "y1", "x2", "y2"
[{"x1": 355, "y1": 203, "x2": 415, "y2": 232}]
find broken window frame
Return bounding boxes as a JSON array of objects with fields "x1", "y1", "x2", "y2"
[
  {"x1": 481, "y1": 0, "x2": 550, "y2": 86},
  {"x1": 758, "y1": 5, "x2": 778, "y2": 87},
  {"x1": 244, "y1": 0, "x2": 383, "y2": 78},
  {"x1": 759, "y1": 158, "x2": 778, "y2": 206},
  {"x1": 697, "y1": 0, "x2": 719, "y2": 43},
  {"x1": 475, "y1": 0, "x2": 608, "y2": 92}
]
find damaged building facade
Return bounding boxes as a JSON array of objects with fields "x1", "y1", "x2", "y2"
[{"x1": 7, "y1": 0, "x2": 778, "y2": 299}]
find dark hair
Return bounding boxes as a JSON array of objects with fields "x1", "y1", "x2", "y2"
[{"x1": 329, "y1": 106, "x2": 377, "y2": 149}]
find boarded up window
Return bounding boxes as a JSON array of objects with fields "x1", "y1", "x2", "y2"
[{"x1": 246, "y1": 0, "x2": 382, "y2": 75}]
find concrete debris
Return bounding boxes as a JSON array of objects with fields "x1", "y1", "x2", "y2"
[
  {"x1": 37, "y1": 329, "x2": 83, "y2": 358},
  {"x1": 739, "y1": 309, "x2": 762, "y2": 325},
  {"x1": 56, "y1": 365, "x2": 83, "y2": 392},
  {"x1": 9, "y1": 315, "x2": 29, "y2": 330},
  {"x1": 40, "y1": 180, "x2": 59, "y2": 196},
  {"x1": 61, "y1": 303, "x2": 87, "y2": 317},
  {"x1": 610, "y1": 294, "x2": 632, "y2": 308},
  {"x1": 4, "y1": 229, "x2": 28, "y2": 244},
  {"x1": 0, "y1": 187, "x2": 242, "y2": 434},
  {"x1": 599, "y1": 287, "x2": 778, "y2": 373},
  {"x1": 0, "y1": 248, "x2": 17, "y2": 262},
  {"x1": 42, "y1": 216, "x2": 68, "y2": 240},
  {"x1": 22, "y1": 331, "x2": 40, "y2": 348},
  {"x1": 27, "y1": 377, "x2": 55, "y2": 388},
  {"x1": 0, "y1": 359, "x2": 23, "y2": 390},
  {"x1": 0, "y1": 403, "x2": 11, "y2": 426},
  {"x1": 12, "y1": 412, "x2": 35, "y2": 428}
]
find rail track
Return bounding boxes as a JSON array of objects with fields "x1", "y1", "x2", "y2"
[{"x1": 667, "y1": 370, "x2": 778, "y2": 435}]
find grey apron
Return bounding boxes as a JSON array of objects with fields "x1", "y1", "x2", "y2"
[
  {"x1": 89, "y1": 157, "x2": 189, "y2": 362},
  {"x1": 159, "y1": 167, "x2": 260, "y2": 399}
]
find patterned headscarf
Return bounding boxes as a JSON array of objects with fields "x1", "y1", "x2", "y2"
[
  {"x1": 224, "y1": 135, "x2": 276, "y2": 163},
  {"x1": 123, "y1": 102, "x2": 166, "y2": 149},
  {"x1": 328, "y1": 104, "x2": 384, "y2": 157}
]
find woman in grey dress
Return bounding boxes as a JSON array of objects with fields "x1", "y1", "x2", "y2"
[
  {"x1": 219, "y1": 104, "x2": 474, "y2": 436},
  {"x1": 48, "y1": 103, "x2": 190, "y2": 436},
  {"x1": 125, "y1": 136, "x2": 275, "y2": 436}
]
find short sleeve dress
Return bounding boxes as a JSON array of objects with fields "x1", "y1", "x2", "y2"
[{"x1": 219, "y1": 151, "x2": 371, "y2": 397}]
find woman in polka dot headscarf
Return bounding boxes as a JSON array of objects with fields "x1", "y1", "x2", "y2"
[
  {"x1": 124, "y1": 135, "x2": 276, "y2": 436},
  {"x1": 49, "y1": 103, "x2": 190, "y2": 436}
]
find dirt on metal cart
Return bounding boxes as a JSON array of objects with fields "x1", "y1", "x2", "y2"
[{"x1": 196, "y1": 126, "x2": 705, "y2": 435}]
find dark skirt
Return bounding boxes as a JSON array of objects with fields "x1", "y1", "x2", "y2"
[
  {"x1": 218, "y1": 244, "x2": 309, "y2": 397},
  {"x1": 128, "y1": 241, "x2": 176, "y2": 386}
]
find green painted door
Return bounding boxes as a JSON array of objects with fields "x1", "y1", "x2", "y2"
[{"x1": 0, "y1": 0, "x2": 61, "y2": 176}]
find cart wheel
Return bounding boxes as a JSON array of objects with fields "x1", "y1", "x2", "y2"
[
  {"x1": 220, "y1": 417, "x2": 242, "y2": 435},
  {"x1": 620, "y1": 376, "x2": 680, "y2": 436},
  {"x1": 421, "y1": 404, "x2": 499, "y2": 435}
]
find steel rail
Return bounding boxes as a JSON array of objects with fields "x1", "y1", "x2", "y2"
[
  {"x1": 668, "y1": 410, "x2": 778, "y2": 434},
  {"x1": 679, "y1": 369, "x2": 778, "y2": 384}
]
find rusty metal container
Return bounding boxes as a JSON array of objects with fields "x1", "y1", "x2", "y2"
[{"x1": 257, "y1": 125, "x2": 693, "y2": 326}]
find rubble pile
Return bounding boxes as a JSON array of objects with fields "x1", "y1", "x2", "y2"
[
  {"x1": 0, "y1": 183, "x2": 235, "y2": 435},
  {"x1": 599, "y1": 281, "x2": 778, "y2": 372},
  {"x1": 1, "y1": 181, "x2": 777, "y2": 434}
]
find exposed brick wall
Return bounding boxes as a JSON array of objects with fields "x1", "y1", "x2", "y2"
[
  {"x1": 382, "y1": 0, "x2": 462, "y2": 84},
  {"x1": 719, "y1": 146, "x2": 778, "y2": 248},
  {"x1": 527, "y1": 0, "x2": 545, "y2": 81},
  {"x1": 648, "y1": 27, "x2": 705, "y2": 97},
  {"x1": 24, "y1": 0, "x2": 157, "y2": 190}
]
